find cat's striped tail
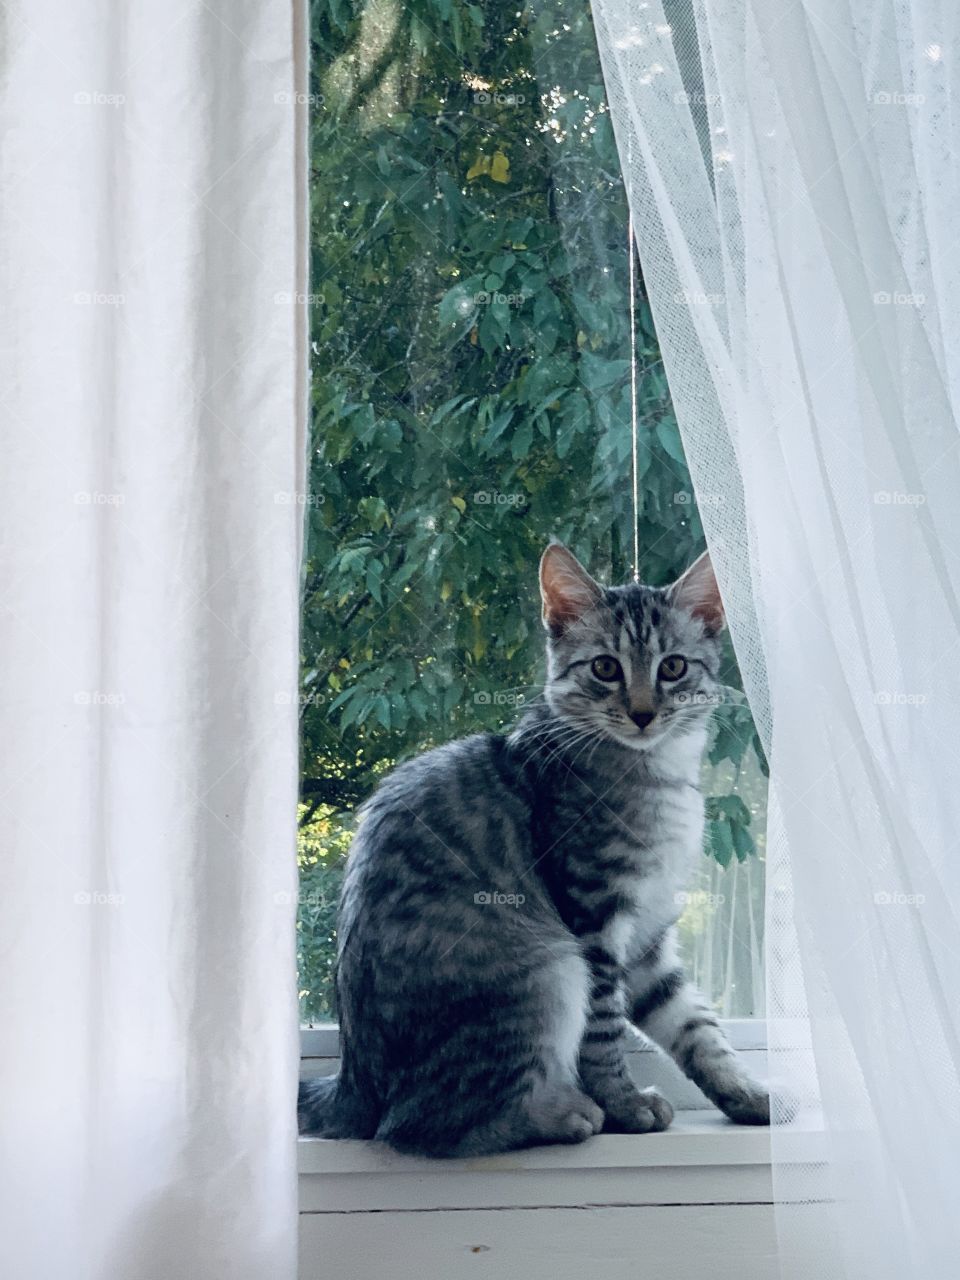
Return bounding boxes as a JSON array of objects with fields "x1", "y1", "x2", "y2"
[{"x1": 298, "y1": 1074, "x2": 378, "y2": 1138}]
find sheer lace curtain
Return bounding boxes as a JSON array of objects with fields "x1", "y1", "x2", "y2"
[
  {"x1": 0, "y1": 4, "x2": 307, "y2": 1278},
  {"x1": 591, "y1": 0, "x2": 960, "y2": 1275}
]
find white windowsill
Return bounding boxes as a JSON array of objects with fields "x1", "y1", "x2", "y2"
[
  {"x1": 299, "y1": 1109, "x2": 823, "y2": 1173},
  {"x1": 299, "y1": 1020, "x2": 826, "y2": 1279},
  {"x1": 299, "y1": 1113, "x2": 831, "y2": 1280},
  {"x1": 299, "y1": 1017, "x2": 811, "y2": 1121},
  {"x1": 298, "y1": 1016, "x2": 822, "y2": 1215},
  {"x1": 299, "y1": 1110, "x2": 825, "y2": 1219}
]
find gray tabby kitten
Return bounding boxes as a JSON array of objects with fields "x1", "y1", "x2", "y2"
[{"x1": 299, "y1": 543, "x2": 770, "y2": 1155}]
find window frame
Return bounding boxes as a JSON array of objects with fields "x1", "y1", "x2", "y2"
[{"x1": 300, "y1": 1018, "x2": 769, "y2": 1061}]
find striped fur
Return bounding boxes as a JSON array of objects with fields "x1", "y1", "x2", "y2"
[{"x1": 298, "y1": 545, "x2": 769, "y2": 1154}]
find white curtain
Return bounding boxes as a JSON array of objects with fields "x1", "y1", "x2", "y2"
[
  {"x1": 0, "y1": 4, "x2": 307, "y2": 1277},
  {"x1": 591, "y1": 0, "x2": 960, "y2": 1275}
]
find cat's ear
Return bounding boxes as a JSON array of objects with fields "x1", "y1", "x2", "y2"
[
  {"x1": 539, "y1": 543, "x2": 603, "y2": 635},
  {"x1": 668, "y1": 550, "x2": 725, "y2": 634}
]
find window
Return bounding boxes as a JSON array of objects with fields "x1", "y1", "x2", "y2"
[{"x1": 299, "y1": 0, "x2": 767, "y2": 1027}]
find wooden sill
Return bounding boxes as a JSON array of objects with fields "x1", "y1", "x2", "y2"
[{"x1": 298, "y1": 1111, "x2": 825, "y2": 1212}]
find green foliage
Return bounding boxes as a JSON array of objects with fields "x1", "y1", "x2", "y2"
[
  {"x1": 299, "y1": 0, "x2": 765, "y2": 1019},
  {"x1": 298, "y1": 808, "x2": 352, "y2": 1022}
]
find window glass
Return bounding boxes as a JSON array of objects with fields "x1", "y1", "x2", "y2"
[{"x1": 300, "y1": 0, "x2": 767, "y2": 1023}]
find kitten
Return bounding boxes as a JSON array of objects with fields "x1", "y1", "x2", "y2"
[{"x1": 299, "y1": 543, "x2": 771, "y2": 1155}]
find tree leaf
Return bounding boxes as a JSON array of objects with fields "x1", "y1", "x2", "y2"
[
  {"x1": 489, "y1": 151, "x2": 510, "y2": 183},
  {"x1": 710, "y1": 820, "x2": 735, "y2": 868}
]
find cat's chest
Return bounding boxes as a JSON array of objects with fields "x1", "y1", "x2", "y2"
[
  {"x1": 549, "y1": 778, "x2": 704, "y2": 947},
  {"x1": 587, "y1": 774, "x2": 704, "y2": 882},
  {"x1": 605, "y1": 800, "x2": 701, "y2": 933}
]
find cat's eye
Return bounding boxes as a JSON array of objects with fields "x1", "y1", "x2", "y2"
[
  {"x1": 590, "y1": 655, "x2": 623, "y2": 682},
  {"x1": 658, "y1": 654, "x2": 688, "y2": 682}
]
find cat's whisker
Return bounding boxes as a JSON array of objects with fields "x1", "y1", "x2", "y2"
[
  {"x1": 528, "y1": 719, "x2": 599, "y2": 772},
  {"x1": 561, "y1": 725, "x2": 609, "y2": 774},
  {"x1": 527, "y1": 726, "x2": 596, "y2": 779},
  {"x1": 539, "y1": 734, "x2": 597, "y2": 780}
]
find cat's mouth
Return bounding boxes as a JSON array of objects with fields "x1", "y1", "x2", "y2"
[{"x1": 605, "y1": 716, "x2": 664, "y2": 750}]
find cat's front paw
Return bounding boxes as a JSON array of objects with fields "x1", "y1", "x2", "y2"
[
  {"x1": 601, "y1": 1085, "x2": 674, "y2": 1134},
  {"x1": 554, "y1": 1095, "x2": 606, "y2": 1143},
  {"x1": 716, "y1": 1080, "x2": 798, "y2": 1126}
]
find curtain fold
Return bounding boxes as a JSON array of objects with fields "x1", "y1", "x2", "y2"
[
  {"x1": 0, "y1": 4, "x2": 307, "y2": 1277},
  {"x1": 591, "y1": 0, "x2": 960, "y2": 1275}
]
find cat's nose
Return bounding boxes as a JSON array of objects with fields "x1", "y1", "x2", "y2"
[{"x1": 629, "y1": 710, "x2": 655, "y2": 731}]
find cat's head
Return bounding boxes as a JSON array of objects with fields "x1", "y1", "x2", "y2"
[{"x1": 538, "y1": 543, "x2": 725, "y2": 751}]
